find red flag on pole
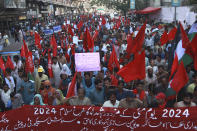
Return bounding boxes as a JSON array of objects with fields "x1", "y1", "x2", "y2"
[
  {"x1": 117, "y1": 51, "x2": 146, "y2": 83},
  {"x1": 108, "y1": 46, "x2": 120, "y2": 72},
  {"x1": 168, "y1": 27, "x2": 177, "y2": 41},
  {"x1": 25, "y1": 51, "x2": 34, "y2": 73},
  {"x1": 131, "y1": 23, "x2": 146, "y2": 54},
  {"x1": 169, "y1": 53, "x2": 178, "y2": 81},
  {"x1": 23, "y1": 40, "x2": 29, "y2": 58},
  {"x1": 34, "y1": 32, "x2": 42, "y2": 49},
  {"x1": 180, "y1": 22, "x2": 190, "y2": 49},
  {"x1": 126, "y1": 33, "x2": 134, "y2": 58},
  {"x1": 48, "y1": 51, "x2": 53, "y2": 78},
  {"x1": 50, "y1": 35, "x2": 57, "y2": 57},
  {"x1": 5, "y1": 56, "x2": 15, "y2": 70},
  {"x1": 0, "y1": 56, "x2": 5, "y2": 74},
  {"x1": 66, "y1": 72, "x2": 77, "y2": 99},
  {"x1": 170, "y1": 61, "x2": 189, "y2": 93},
  {"x1": 160, "y1": 31, "x2": 169, "y2": 46}
]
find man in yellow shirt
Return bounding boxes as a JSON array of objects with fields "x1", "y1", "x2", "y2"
[{"x1": 35, "y1": 67, "x2": 48, "y2": 93}]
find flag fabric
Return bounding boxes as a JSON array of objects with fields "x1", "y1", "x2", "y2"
[
  {"x1": 25, "y1": 51, "x2": 34, "y2": 73},
  {"x1": 117, "y1": 51, "x2": 146, "y2": 83},
  {"x1": 0, "y1": 57, "x2": 5, "y2": 74},
  {"x1": 34, "y1": 32, "x2": 42, "y2": 49},
  {"x1": 93, "y1": 30, "x2": 99, "y2": 40},
  {"x1": 108, "y1": 46, "x2": 120, "y2": 72},
  {"x1": 180, "y1": 23, "x2": 190, "y2": 49},
  {"x1": 170, "y1": 61, "x2": 189, "y2": 93},
  {"x1": 169, "y1": 53, "x2": 178, "y2": 81},
  {"x1": 66, "y1": 72, "x2": 77, "y2": 99},
  {"x1": 83, "y1": 28, "x2": 94, "y2": 52},
  {"x1": 102, "y1": 17, "x2": 106, "y2": 25},
  {"x1": 5, "y1": 56, "x2": 15, "y2": 70},
  {"x1": 77, "y1": 21, "x2": 83, "y2": 30},
  {"x1": 22, "y1": 40, "x2": 29, "y2": 58},
  {"x1": 48, "y1": 51, "x2": 53, "y2": 78},
  {"x1": 126, "y1": 34, "x2": 134, "y2": 58},
  {"x1": 131, "y1": 23, "x2": 146, "y2": 54},
  {"x1": 68, "y1": 25, "x2": 74, "y2": 36},
  {"x1": 50, "y1": 35, "x2": 57, "y2": 57},
  {"x1": 187, "y1": 34, "x2": 197, "y2": 70},
  {"x1": 160, "y1": 31, "x2": 169, "y2": 46},
  {"x1": 168, "y1": 27, "x2": 177, "y2": 41},
  {"x1": 20, "y1": 45, "x2": 25, "y2": 57}
]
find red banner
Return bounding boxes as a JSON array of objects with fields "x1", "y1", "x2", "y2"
[{"x1": 0, "y1": 106, "x2": 197, "y2": 131}]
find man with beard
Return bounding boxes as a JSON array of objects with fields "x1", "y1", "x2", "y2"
[
  {"x1": 174, "y1": 93, "x2": 196, "y2": 107},
  {"x1": 82, "y1": 72, "x2": 95, "y2": 98},
  {"x1": 89, "y1": 79, "x2": 105, "y2": 106},
  {"x1": 145, "y1": 66, "x2": 157, "y2": 89}
]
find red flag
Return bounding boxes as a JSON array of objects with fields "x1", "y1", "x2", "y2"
[
  {"x1": 168, "y1": 27, "x2": 177, "y2": 41},
  {"x1": 71, "y1": 44, "x2": 76, "y2": 55},
  {"x1": 23, "y1": 40, "x2": 29, "y2": 58},
  {"x1": 170, "y1": 61, "x2": 189, "y2": 93},
  {"x1": 187, "y1": 34, "x2": 197, "y2": 70},
  {"x1": 93, "y1": 30, "x2": 99, "y2": 40},
  {"x1": 50, "y1": 35, "x2": 57, "y2": 57},
  {"x1": 0, "y1": 57, "x2": 5, "y2": 74},
  {"x1": 102, "y1": 17, "x2": 106, "y2": 25},
  {"x1": 77, "y1": 21, "x2": 83, "y2": 30},
  {"x1": 160, "y1": 31, "x2": 169, "y2": 46},
  {"x1": 66, "y1": 72, "x2": 77, "y2": 99},
  {"x1": 25, "y1": 51, "x2": 34, "y2": 73},
  {"x1": 117, "y1": 51, "x2": 146, "y2": 83},
  {"x1": 126, "y1": 34, "x2": 134, "y2": 58},
  {"x1": 111, "y1": 75, "x2": 118, "y2": 86},
  {"x1": 65, "y1": 52, "x2": 70, "y2": 63},
  {"x1": 108, "y1": 46, "x2": 120, "y2": 72},
  {"x1": 5, "y1": 56, "x2": 14, "y2": 70},
  {"x1": 180, "y1": 23, "x2": 190, "y2": 48},
  {"x1": 20, "y1": 45, "x2": 25, "y2": 57},
  {"x1": 34, "y1": 32, "x2": 42, "y2": 49},
  {"x1": 48, "y1": 51, "x2": 53, "y2": 78},
  {"x1": 169, "y1": 53, "x2": 178, "y2": 81},
  {"x1": 68, "y1": 25, "x2": 74, "y2": 36},
  {"x1": 131, "y1": 23, "x2": 146, "y2": 54},
  {"x1": 83, "y1": 28, "x2": 94, "y2": 52}
]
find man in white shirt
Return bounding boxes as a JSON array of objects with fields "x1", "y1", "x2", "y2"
[{"x1": 103, "y1": 92, "x2": 119, "y2": 108}]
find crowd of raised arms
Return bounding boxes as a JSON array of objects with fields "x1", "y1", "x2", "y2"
[{"x1": 0, "y1": 14, "x2": 197, "y2": 112}]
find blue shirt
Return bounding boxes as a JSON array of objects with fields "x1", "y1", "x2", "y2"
[
  {"x1": 89, "y1": 88, "x2": 105, "y2": 105},
  {"x1": 116, "y1": 90, "x2": 128, "y2": 101},
  {"x1": 82, "y1": 77, "x2": 95, "y2": 98}
]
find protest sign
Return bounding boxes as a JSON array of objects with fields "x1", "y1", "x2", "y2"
[
  {"x1": 0, "y1": 105, "x2": 196, "y2": 131},
  {"x1": 43, "y1": 29, "x2": 53, "y2": 35},
  {"x1": 75, "y1": 53, "x2": 101, "y2": 72},
  {"x1": 53, "y1": 25, "x2": 62, "y2": 33}
]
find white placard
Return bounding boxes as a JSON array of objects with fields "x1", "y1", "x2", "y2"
[{"x1": 75, "y1": 53, "x2": 101, "y2": 72}]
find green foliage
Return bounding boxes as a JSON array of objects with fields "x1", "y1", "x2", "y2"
[{"x1": 90, "y1": 0, "x2": 147, "y2": 15}]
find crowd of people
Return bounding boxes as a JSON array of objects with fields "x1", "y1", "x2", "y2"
[{"x1": 0, "y1": 13, "x2": 197, "y2": 112}]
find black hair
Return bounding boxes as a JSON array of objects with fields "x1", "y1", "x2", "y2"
[
  {"x1": 10, "y1": 92, "x2": 16, "y2": 98},
  {"x1": 184, "y1": 93, "x2": 193, "y2": 99},
  {"x1": 95, "y1": 78, "x2": 102, "y2": 85},
  {"x1": 136, "y1": 80, "x2": 144, "y2": 86},
  {"x1": 84, "y1": 72, "x2": 90, "y2": 77},
  {"x1": 77, "y1": 87, "x2": 86, "y2": 95},
  {"x1": 104, "y1": 77, "x2": 111, "y2": 82}
]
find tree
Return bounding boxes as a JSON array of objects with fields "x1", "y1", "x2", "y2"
[{"x1": 90, "y1": 0, "x2": 147, "y2": 16}]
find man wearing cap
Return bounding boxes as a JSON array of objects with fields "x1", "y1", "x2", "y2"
[
  {"x1": 118, "y1": 92, "x2": 143, "y2": 108},
  {"x1": 35, "y1": 67, "x2": 48, "y2": 93}
]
